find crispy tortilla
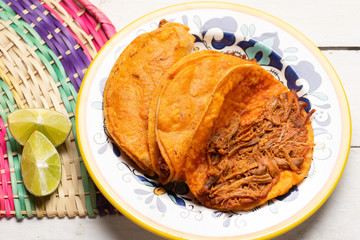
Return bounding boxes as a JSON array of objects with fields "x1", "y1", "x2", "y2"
[
  {"x1": 150, "y1": 50, "x2": 257, "y2": 183},
  {"x1": 104, "y1": 20, "x2": 195, "y2": 174},
  {"x1": 184, "y1": 64, "x2": 314, "y2": 211}
]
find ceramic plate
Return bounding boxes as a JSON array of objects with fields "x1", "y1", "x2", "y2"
[{"x1": 76, "y1": 2, "x2": 351, "y2": 239}]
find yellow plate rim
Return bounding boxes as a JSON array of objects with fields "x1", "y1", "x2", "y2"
[{"x1": 76, "y1": 1, "x2": 352, "y2": 239}]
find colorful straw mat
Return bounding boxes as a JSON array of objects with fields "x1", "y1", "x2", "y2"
[{"x1": 0, "y1": 0, "x2": 117, "y2": 219}]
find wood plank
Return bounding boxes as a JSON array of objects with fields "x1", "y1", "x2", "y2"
[
  {"x1": 93, "y1": 0, "x2": 360, "y2": 47},
  {"x1": 0, "y1": 214, "x2": 161, "y2": 240},
  {"x1": 322, "y1": 50, "x2": 359, "y2": 146}
]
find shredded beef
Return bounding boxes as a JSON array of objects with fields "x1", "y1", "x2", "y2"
[
  {"x1": 157, "y1": 156, "x2": 170, "y2": 182},
  {"x1": 202, "y1": 91, "x2": 315, "y2": 210}
]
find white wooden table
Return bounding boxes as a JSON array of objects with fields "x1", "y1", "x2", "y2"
[{"x1": 1, "y1": 0, "x2": 359, "y2": 239}]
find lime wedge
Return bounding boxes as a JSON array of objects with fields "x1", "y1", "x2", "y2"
[
  {"x1": 7, "y1": 108, "x2": 72, "y2": 146},
  {"x1": 21, "y1": 131, "x2": 61, "y2": 197}
]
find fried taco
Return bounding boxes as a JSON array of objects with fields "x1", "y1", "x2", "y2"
[
  {"x1": 149, "y1": 50, "x2": 257, "y2": 183},
  {"x1": 104, "y1": 20, "x2": 195, "y2": 175},
  {"x1": 184, "y1": 64, "x2": 315, "y2": 211}
]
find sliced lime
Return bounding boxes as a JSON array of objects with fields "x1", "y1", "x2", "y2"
[
  {"x1": 21, "y1": 131, "x2": 61, "y2": 197},
  {"x1": 7, "y1": 108, "x2": 72, "y2": 146}
]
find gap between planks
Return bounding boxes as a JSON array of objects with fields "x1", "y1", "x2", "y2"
[{"x1": 319, "y1": 46, "x2": 360, "y2": 51}]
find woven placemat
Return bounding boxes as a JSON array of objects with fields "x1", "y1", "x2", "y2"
[
  {"x1": 0, "y1": 18, "x2": 93, "y2": 218},
  {"x1": 0, "y1": 0, "x2": 96, "y2": 218},
  {"x1": 0, "y1": 0, "x2": 117, "y2": 218}
]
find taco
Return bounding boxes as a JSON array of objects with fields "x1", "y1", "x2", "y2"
[
  {"x1": 184, "y1": 64, "x2": 315, "y2": 211},
  {"x1": 103, "y1": 20, "x2": 195, "y2": 175},
  {"x1": 150, "y1": 50, "x2": 257, "y2": 183}
]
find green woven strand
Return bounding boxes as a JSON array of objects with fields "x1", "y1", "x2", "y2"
[{"x1": 0, "y1": 92, "x2": 6, "y2": 109}]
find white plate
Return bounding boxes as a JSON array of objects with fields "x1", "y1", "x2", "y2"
[{"x1": 76, "y1": 2, "x2": 351, "y2": 239}]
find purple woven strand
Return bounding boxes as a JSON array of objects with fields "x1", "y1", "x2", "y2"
[
  {"x1": 5, "y1": 0, "x2": 57, "y2": 53},
  {"x1": 6, "y1": 0, "x2": 90, "y2": 91},
  {"x1": 28, "y1": 0, "x2": 90, "y2": 72},
  {"x1": 29, "y1": 0, "x2": 89, "y2": 77},
  {"x1": 18, "y1": 0, "x2": 88, "y2": 88}
]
